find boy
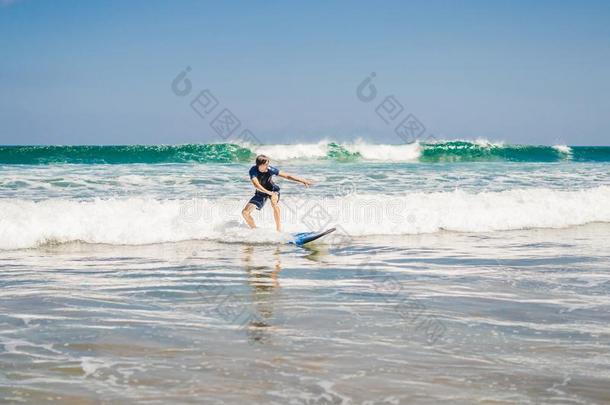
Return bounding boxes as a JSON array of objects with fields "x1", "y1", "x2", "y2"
[{"x1": 242, "y1": 154, "x2": 313, "y2": 232}]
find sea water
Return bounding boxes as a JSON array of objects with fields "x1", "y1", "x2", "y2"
[{"x1": 1, "y1": 141, "x2": 609, "y2": 404}]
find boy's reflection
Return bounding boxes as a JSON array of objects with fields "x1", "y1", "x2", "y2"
[
  {"x1": 243, "y1": 245, "x2": 282, "y2": 345},
  {"x1": 241, "y1": 244, "x2": 323, "y2": 345}
]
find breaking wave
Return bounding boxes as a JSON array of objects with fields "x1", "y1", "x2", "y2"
[
  {"x1": 1, "y1": 141, "x2": 609, "y2": 164},
  {"x1": 2, "y1": 186, "x2": 610, "y2": 250}
]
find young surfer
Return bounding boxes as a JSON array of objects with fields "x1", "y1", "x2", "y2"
[{"x1": 242, "y1": 154, "x2": 313, "y2": 232}]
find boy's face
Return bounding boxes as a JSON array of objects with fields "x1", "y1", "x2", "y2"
[{"x1": 258, "y1": 161, "x2": 270, "y2": 172}]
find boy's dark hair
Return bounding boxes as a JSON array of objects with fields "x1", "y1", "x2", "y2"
[{"x1": 255, "y1": 154, "x2": 270, "y2": 166}]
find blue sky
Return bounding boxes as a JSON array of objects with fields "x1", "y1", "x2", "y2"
[{"x1": 1, "y1": 0, "x2": 609, "y2": 145}]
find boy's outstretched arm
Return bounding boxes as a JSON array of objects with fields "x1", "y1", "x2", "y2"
[{"x1": 278, "y1": 171, "x2": 314, "y2": 187}]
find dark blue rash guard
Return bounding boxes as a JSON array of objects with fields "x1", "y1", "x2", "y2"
[{"x1": 248, "y1": 165, "x2": 280, "y2": 210}]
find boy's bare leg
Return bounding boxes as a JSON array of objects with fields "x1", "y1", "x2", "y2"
[
  {"x1": 270, "y1": 193, "x2": 281, "y2": 232},
  {"x1": 242, "y1": 203, "x2": 257, "y2": 228}
]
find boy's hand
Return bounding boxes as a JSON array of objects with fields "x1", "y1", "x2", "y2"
[{"x1": 302, "y1": 179, "x2": 314, "y2": 187}]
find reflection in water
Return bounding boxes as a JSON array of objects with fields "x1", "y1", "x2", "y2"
[
  {"x1": 300, "y1": 244, "x2": 326, "y2": 262},
  {"x1": 243, "y1": 246, "x2": 282, "y2": 345}
]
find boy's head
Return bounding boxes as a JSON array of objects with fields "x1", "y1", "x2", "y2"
[{"x1": 255, "y1": 154, "x2": 270, "y2": 171}]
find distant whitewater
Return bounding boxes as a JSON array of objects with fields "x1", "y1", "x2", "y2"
[{"x1": 1, "y1": 141, "x2": 610, "y2": 164}]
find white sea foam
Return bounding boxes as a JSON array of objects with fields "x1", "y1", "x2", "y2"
[
  {"x1": 251, "y1": 140, "x2": 330, "y2": 160},
  {"x1": 1, "y1": 186, "x2": 610, "y2": 250},
  {"x1": 474, "y1": 138, "x2": 505, "y2": 147},
  {"x1": 343, "y1": 140, "x2": 421, "y2": 161},
  {"x1": 250, "y1": 140, "x2": 422, "y2": 162},
  {"x1": 553, "y1": 144, "x2": 572, "y2": 154}
]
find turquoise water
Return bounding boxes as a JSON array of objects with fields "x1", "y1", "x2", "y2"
[{"x1": 1, "y1": 143, "x2": 610, "y2": 403}]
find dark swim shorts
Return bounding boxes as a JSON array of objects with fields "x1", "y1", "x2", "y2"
[{"x1": 248, "y1": 186, "x2": 280, "y2": 210}]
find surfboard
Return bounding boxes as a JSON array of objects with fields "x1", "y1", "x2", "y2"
[{"x1": 290, "y1": 227, "x2": 336, "y2": 246}]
